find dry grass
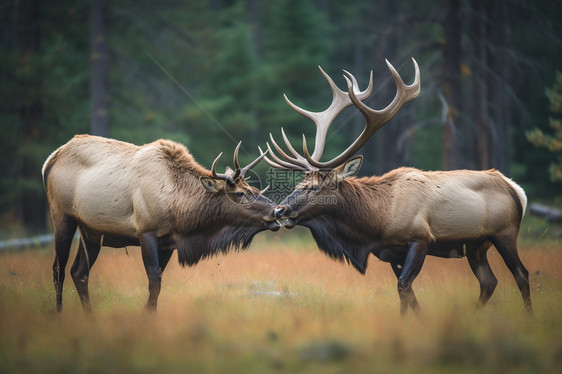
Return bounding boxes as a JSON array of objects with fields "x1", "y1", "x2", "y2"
[{"x1": 1, "y1": 229, "x2": 561, "y2": 373}]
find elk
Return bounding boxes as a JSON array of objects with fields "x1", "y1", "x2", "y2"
[
  {"x1": 264, "y1": 59, "x2": 532, "y2": 315},
  {"x1": 42, "y1": 135, "x2": 279, "y2": 312}
]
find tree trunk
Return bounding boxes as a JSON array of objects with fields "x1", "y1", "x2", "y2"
[
  {"x1": 442, "y1": 0, "x2": 463, "y2": 170},
  {"x1": 352, "y1": 6, "x2": 370, "y2": 174},
  {"x1": 470, "y1": 0, "x2": 491, "y2": 169},
  {"x1": 90, "y1": 0, "x2": 109, "y2": 137},
  {"x1": 242, "y1": 0, "x2": 259, "y2": 147},
  {"x1": 247, "y1": 0, "x2": 261, "y2": 57},
  {"x1": 487, "y1": 2, "x2": 510, "y2": 173},
  {"x1": 375, "y1": 0, "x2": 412, "y2": 174},
  {"x1": 17, "y1": 0, "x2": 46, "y2": 232}
]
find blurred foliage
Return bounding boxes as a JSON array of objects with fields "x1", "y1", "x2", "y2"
[
  {"x1": 527, "y1": 71, "x2": 562, "y2": 181},
  {"x1": 0, "y1": 0, "x2": 561, "y2": 231}
]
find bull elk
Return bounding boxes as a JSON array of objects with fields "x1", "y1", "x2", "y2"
[
  {"x1": 264, "y1": 59, "x2": 532, "y2": 315},
  {"x1": 42, "y1": 135, "x2": 279, "y2": 312}
]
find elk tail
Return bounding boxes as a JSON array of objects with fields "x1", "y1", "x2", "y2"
[
  {"x1": 502, "y1": 175, "x2": 527, "y2": 221},
  {"x1": 41, "y1": 145, "x2": 63, "y2": 193}
]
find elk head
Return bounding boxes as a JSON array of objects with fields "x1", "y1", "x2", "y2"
[
  {"x1": 264, "y1": 59, "x2": 420, "y2": 228},
  {"x1": 200, "y1": 141, "x2": 280, "y2": 232}
]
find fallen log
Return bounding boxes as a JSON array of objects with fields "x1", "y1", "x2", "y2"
[
  {"x1": 0, "y1": 234, "x2": 54, "y2": 252},
  {"x1": 529, "y1": 203, "x2": 562, "y2": 223}
]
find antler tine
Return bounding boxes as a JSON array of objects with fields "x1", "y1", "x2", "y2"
[
  {"x1": 269, "y1": 132, "x2": 311, "y2": 170},
  {"x1": 282, "y1": 66, "x2": 373, "y2": 164},
  {"x1": 311, "y1": 67, "x2": 373, "y2": 160},
  {"x1": 372, "y1": 58, "x2": 420, "y2": 123},
  {"x1": 260, "y1": 145, "x2": 291, "y2": 170},
  {"x1": 210, "y1": 151, "x2": 235, "y2": 184},
  {"x1": 302, "y1": 134, "x2": 313, "y2": 163},
  {"x1": 262, "y1": 155, "x2": 289, "y2": 170},
  {"x1": 231, "y1": 141, "x2": 242, "y2": 180},
  {"x1": 259, "y1": 145, "x2": 281, "y2": 168},
  {"x1": 281, "y1": 128, "x2": 305, "y2": 160},
  {"x1": 269, "y1": 133, "x2": 296, "y2": 162},
  {"x1": 304, "y1": 58, "x2": 420, "y2": 170},
  {"x1": 211, "y1": 152, "x2": 223, "y2": 178},
  {"x1": 342, "y1": 69, "x2": 374, "y2": 98},
  {"x1": 265, "y1": 142, "x2": 308, "y2": 171},
  {"x1": 211, "y1": 142, "x2": 267, "y2": 183},
  {"x1": 239, "y1": 147, "x2": 268, "y2": 178}
]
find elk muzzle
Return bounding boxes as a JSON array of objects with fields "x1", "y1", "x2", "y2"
[
  {"x1": 263, "y1": 214, "x2": 282, "y2": 231},
  {"x1": 274, "y1": 206, "x2": 286, "y2": 219},
  {"x1": 274, "y1": 205, "x2": 297, "y2": 229}
]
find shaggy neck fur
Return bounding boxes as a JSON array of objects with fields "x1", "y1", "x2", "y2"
[
  {"x1": 157, "y1": 140, "x2": 265, "y2": 267},
  {"x1": 302, "y1": 176, "x2": 392, "y2": 273},
  {"x1": 173, "y1": 222, "x2": 264, "y2": 266},
  {"x1": 156, "y1": 139, "x2": 212, "y2": 180}
]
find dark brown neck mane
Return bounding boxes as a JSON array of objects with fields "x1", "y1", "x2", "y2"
[
  {"x1": 301, "y1": 176, "x2": 393, "y2": 273},
  {"x1": 155, "y1": 140, "x2": 267, "y2": 267}
]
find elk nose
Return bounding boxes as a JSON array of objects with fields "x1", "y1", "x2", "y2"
[{"x1": 274, "y1": 206, "x2": 286, "y2": 218}]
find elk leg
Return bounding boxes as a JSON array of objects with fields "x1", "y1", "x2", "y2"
[
  {"x1": 70, "y1": 236, "x2": 101, "y2": 313},
  {"x1": 391, "y1": 262, "x2": 420, "y2": 313},
  {"x1": 397, "y1": 241, "x2": 428, "y2": 316},
  {"x1": 466, "y1": 244, "x2": 497, "y2": 308},
  {"x1": 140, "y1": 232, "x2": 162, "y2": 312},
  {"x1": 52, "y1": 215, "x2": 78, "y2": 312},
  {"x1": 490, "y1": 232, "x2": 532, "y2": 313}
]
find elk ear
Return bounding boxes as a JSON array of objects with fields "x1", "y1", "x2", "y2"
[
  {"x1": 200, "y1": 177, "x2": 224, "y2": 193},
  {"x1": 334, "y1": 156, "x2": 363, "y2": 179}
]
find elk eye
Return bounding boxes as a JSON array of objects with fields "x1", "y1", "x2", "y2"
[{"x1": 235, "y1": 191, "x2": 245, "y2": 198}]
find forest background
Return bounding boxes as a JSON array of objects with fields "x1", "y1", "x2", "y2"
[{"x1": 1, "y1": 0, "x2": 561, "y2": 234}]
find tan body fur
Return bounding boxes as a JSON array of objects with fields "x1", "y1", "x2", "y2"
[
  {"x1": 355, "y1": 167, "x2": 527, "y2": 245},
  {"x1": 43, "y1": 135, "x2": 278, "y2": 312},
  {"x1": 277, "y1": 162, "x2": 531, "y2": 314},
  {"x1": 44, "y1": 135, "x2": 209, "y2": 237}
]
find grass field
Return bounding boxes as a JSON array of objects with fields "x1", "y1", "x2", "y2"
[{"x1": 1, "y1": 226, "x2": 561, "y2": 374}]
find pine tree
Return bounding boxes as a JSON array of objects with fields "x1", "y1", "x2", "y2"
[
  {"x1": 527, "y1": 71, "x2": 562, "y2": 181},
  {"x1": 260, "y1": 0, "x2": 332, "y2": 159},
  {"x1": 176, "y1": 3, "x2": 260, "y2": 166}
]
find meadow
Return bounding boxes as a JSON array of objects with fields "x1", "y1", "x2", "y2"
[{"x1": 0, "y1": 223, "x2": 561, "y2": 374}]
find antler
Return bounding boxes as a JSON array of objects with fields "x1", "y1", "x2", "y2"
[
  {"x1": 265, "y1": 58, "x2": 420, "y2": 171},
  {"x1": 211, "y1": 141, "x2": 268, "y2": 184},
  {"x1": 264, "y1": 66, "x2": 373, "y2": 172}
]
